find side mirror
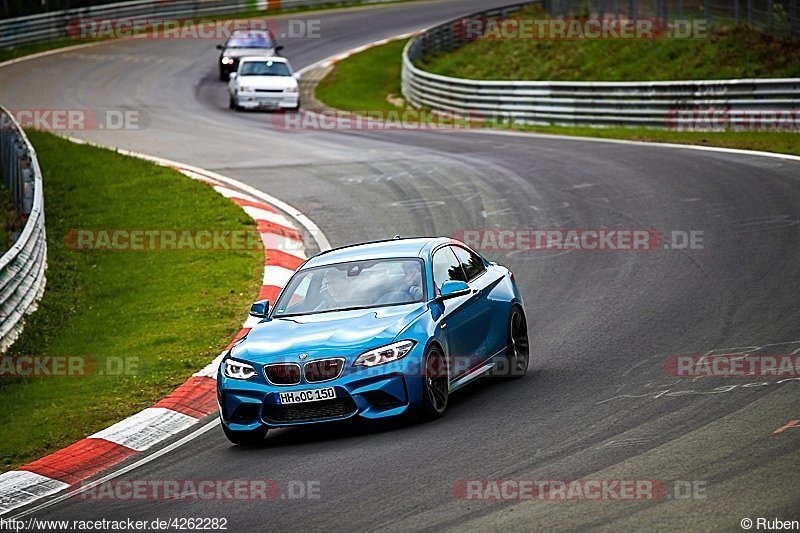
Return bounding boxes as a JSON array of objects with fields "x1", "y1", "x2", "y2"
[
  {"x1": 249, "y1": 299, "x2": 269, "y2": 318},
  {"x1": 216, "y1": 44, "x2": 224, "y2": 50},
  {"x1": 437, "y1": 280, "x2": 471, "y2": 301},
  {"x1": 229, "y1": 72, "x2": 237, "y2": 80},
  {"x1": 275, "y1": 45, "x2": 284, "y2": 53}
]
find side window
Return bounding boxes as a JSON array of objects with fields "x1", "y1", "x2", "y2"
[
  {"x1": 452, "y1": 246, "x2": 486, "y2": 281},
  {"x1": 432, "y1": 247, "x2": 467, "y2": 293}
]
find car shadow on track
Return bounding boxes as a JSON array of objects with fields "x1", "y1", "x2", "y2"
[{"x1": 225, "y1": 369, "x2": 541, "y2": 450}]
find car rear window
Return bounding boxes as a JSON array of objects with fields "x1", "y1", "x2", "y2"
[
  {"x1": 227, "y1": 36, "x2": 273, "y2": 48},
  {"x1": 240, "y1": 61, "x2": 291, "y2": 77}
]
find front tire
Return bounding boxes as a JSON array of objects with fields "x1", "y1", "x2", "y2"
[
  {"x1": 418, "y1": 345, "x2": 449, "y2": 420},
  {"x1": 222, "y1": 424, "x2": 267, "y2": 445},
  {"x1": 504, "y1": 307, "x2": 529, "y2": 378}
]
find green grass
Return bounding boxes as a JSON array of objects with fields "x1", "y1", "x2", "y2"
[
  {"x1": 0, "y1": 132, "x2": 263, "y2": 471},
  {"x1": 314, "y1": 38, "x2": 800, "y2": 157},
  {"x1": 420, "y1": 5, "x2": 800, "y2": 81},
  {"x1": 507, "y1": 125, "x2": 800, "y2": 156},
  {"x1": 317, "y1": 38, "x2": 407, "y2": 112}
]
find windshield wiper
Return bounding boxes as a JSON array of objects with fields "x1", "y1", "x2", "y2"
[{"x1": 277, "y1": 305, "x2": 376, "y2": 318}]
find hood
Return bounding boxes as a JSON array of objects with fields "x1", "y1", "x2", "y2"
[
  {"x1": 223, "y1": 48, "x2": 275, "y2": 59},
  {"x1": 237, "y1": 75, "x2": 297, "y2": 90},
  {"x1": 231, "y1": 303, "x2": 428, "y2": 363}
]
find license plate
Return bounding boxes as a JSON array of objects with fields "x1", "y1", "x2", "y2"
[{"x1": 276, "y1": 387, "x2": 336, "y2": 405}]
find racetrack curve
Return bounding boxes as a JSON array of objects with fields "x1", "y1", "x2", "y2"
[{"x1": 2, "y1": 0, "x2": 800, "y2": 530}]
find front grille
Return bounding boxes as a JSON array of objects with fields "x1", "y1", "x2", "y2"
[
  {"x1": 304, "y1": 358, "x2": 345, "y2": 383},
  {"x1": 264, "y1": 363, "x2": 301, "y2": 385},
  {"x1": 263, "y1": 397, "x2": 356, "y2": 423}
]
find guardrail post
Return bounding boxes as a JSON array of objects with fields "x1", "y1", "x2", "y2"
[
  {"x1": 734, "y1": 0, "x2": 740, "y2": 22},
  {"x1": 705, "y1": 0, "x2": 711, "y2": 26},
  {"x1": 628, "y1": 0, "x2": 636, "y2": 20},
  {"x1": 747, "y1": 0, "x2": 754, "y2": 25},
  {"x1": 791, "y1": 0, "x2": 798, "y2": 38},
  {"x1": 22, "y1": 165, "x2": 34, "y2": 216},
  {"x1": 767, "y1": 0, "x2": 774, "y2": 28}
]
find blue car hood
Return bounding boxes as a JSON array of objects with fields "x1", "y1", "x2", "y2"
[{"x1": 231, "y1": 303, "x2": 428, "y2": 363}]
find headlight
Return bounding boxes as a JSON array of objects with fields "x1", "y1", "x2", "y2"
[
  {"x1": 286, "y1": 85, "x2": 299, "y2": 93},
  {"x1": 353, "y1": 340, "x2": 416, "y2": 367},
  {"x1": 224, "y1": 360, "x2": 257, "y2": 380},
  {"x1": 221, "y1": 57, "x2": 234, "y2": 65},
  {"x1": 239, "y1": 86, "x2": 255, "y2": 93}
]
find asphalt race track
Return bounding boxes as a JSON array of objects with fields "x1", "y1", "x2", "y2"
[{"x1": 2, "y1": 0, "x2": 800, "y2": 530}]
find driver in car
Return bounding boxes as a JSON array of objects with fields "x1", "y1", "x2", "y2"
[
  {"x1": 314, "y1": 268, "x2": 350, "y2": 311},
  {"x1": 402, "y1": 262, "x2": 424, "y2": 302}
]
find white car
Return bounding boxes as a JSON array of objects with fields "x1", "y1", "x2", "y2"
[{"x1": 227, "y1": 56, "x2": 300, "y2": 111}]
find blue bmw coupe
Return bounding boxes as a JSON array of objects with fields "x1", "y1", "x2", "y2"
[{"x1": 217, "y1": 237, "x2": 528, "y2": 444}]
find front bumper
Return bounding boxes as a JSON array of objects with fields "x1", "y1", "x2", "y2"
[
  {"x1": 234, "y1": 92, "x2": 299, "y2": 110},
  {"x1": 218, "y1": 358, "x2": 424, "y2": 430}
]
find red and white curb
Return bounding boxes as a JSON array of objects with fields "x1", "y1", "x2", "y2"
[{"x1": 0, "y1": 142, "x2": 329, "y2": 515}]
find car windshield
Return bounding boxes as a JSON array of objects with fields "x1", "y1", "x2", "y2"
[
  {"x1": 273, "y1": 258, "x2": 426, "y2": 317},
  {"x1": 226, "y1": 36, "x2": 273, "y2": 48},
  {"x1": 240, "y1": 60, "x2": 291, "y2": 77}
]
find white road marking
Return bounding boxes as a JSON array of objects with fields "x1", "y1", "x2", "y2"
[
  {"x1": 194, "y1": 351, "x2": 229, "y2": 379},
  {"x1": 242, "y1": 206, "x2": 296, "y2": 229},
  {"x1": 211, "y1": 186, "x2": 259, "y2": 203},
  {"x1": 261, "y1": 233, "x2": 307, "y2": 259},
  {"x1": 263, "y1": 265, "x2": 295, "y2": 287},
  {"x1": 453, "y1": 128, "x2": 800, "y2": 163},
  {"x1": 0, "y1": 472, "x2": 70, "y2": 515},
  {"x1": 90, "y1": 408, "x2": 198, "y2": 452},
  {"x1": 8, "y1": 420, "x2": 222, "y2": 519}
]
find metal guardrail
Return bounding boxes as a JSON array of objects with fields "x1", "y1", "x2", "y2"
[
  {"x1": 0, "y1": 0, "x2": 402, "y2": 48},
  {"x1": 0, "y1": 106, "x2": 46, "y2": 353},
  {"x1": 402, "y1": 2, "x2": 800, "y2": 128}
]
